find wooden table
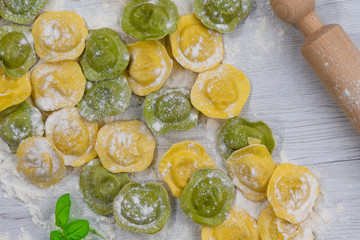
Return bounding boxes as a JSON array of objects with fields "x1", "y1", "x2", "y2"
[{"x1": 1, "y1": 0, "x2": 360, "y2": 239}]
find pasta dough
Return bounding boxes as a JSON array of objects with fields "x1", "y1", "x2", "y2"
[
  {"x1": 45, "y1": 107, "x2": 98, "y2": 167},
  {"x1": 32, "y1": 11, "x2": 88, "y2": 62},
  {"x1": 267, "y1": 163, "x2": 319, "y2": 224},
  {"x1": 16, "y1": 137, "x2": 66, "y2": 188},
  {"x1": 170, "y1": 14, "x2": 223, "y2": 73},
  {"x1": 191, "y1": 64, "x2": 250, "y2": 119},
  {"x1": 31, "y1": 61, "x2": 86, "y2": 112},
  {"x1": 95, "y1": 120, "x2": 156, "y2": 173}
]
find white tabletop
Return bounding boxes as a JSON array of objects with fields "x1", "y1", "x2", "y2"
[{"x1": 1, "y1": 0, "x2": 360, "y2": 239}]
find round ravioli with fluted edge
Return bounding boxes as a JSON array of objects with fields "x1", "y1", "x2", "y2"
[
  {"x1": 267, "y1": 163, "x2": 320, "y2": 224},
  {"x1": 80, "y1": 159, "x2": 131, "y2": 215},
  {"x1": 0, "y1": 0, "x2": 48, "y2": 24},
  {"x1": 113, "y1": 182, "x2": 171, "y2": 234},
  {"x1": 202, "y1": 206, "x2": 260, "y2": 240},
  {"x1": 32, "y1": 11, "x2": 88, "y2": 62},
  {"x1": 95, "y1": 120, "x2": 156, "y2": 173},
  {"x1": 45, "y1": 107, "x2": 98, "y2": 167},
  {"x1": 159, "y1": 141, "x2": 216, "y2": 197},
  {"x1": 0, "y1": 101, "x2": 44, "y2": 153},
  {"x1": 191, "y1": 64, "x2": 250, "y2": 119},
  {"x1": 181, "y1": 168, "x2": 235, "y2": 226},
  {"x1": 258, "y1": 205, "x2": 314, "y2": 240},
  {"x1": 218, "y1": 117, "x2": 275, "y2": 159},
  {"x1": 143, "y1": 88, "x2": 199, "y2": 134},
  {"x1": 122, "y1": 0, "x2": 179, "y2": 40},
  {"x1": 80, "y1": 28, "x2": 129, "y2": 82},
  {"x1": 0, "y1": 25, "x2": 37, "y2": 79},
  {"x1": 170, "y1": 14, "x2": 223, "y2": 73},
  {"x1": 0, "y1": 70, "x2": 31, "y2": 112},
  {"x1": 77, "y1": 76, "x2": 132, "y2": 122},
  {"x1": 127, "y1": 40, "x2": 172, "y2": 96},
  {"x1": 226, "y1": 144, "x2": 276, "y2": 201},
  {"x1": 30, "y1": 61, "x2": 86, "y2": 112},
  {"x1": 194, "y1": 0, "x2": 251, "y2": 33},
  {"x1": 16, "y1": 137, "x2": 66, "y2": 188}
]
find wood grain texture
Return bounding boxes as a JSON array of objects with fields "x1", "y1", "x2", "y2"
[{"x1": 1, "y1": 0, "x2": 360, "y2": 239}]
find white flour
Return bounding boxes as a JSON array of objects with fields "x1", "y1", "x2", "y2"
[{"x1": 0, "y1": 0, "x2": 335, "y2": 239}]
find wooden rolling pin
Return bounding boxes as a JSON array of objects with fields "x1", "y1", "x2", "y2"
[{"x1": 270, "y1": 0, "x2": 360, "y2": 133}]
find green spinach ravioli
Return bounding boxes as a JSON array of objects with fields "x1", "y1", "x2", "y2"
[
  {"x1": 194, "y1": 0, "x2": 251, "y2": 32},
  {"x1": 0, "y1": 0, "x2": 48, "y2": 24},
  {"x1": 121, "y1": 0, "x2": 179, "y2": 40},
  {"x1": 80, "y1": 28, "x2": 130, "y2": 82},
  {"x1": 0, "y1": 25, "x2": 38, "y2": 79}
]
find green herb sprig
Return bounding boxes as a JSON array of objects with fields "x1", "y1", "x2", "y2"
[{"x1": 50, "y1": 194, "x2": 105, "y2": 240}]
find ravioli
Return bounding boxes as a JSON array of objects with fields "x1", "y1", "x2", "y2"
[
  {"x1": 194, "y1": 0, "x2": 251, "y2": 33},
  {"x1": 159, "y1": 141, "x2": 216, "y2": 197},
  {"x1": 113, "y1": 182, "x2": 171, "y2": 234},
  {"x1": 170, "y1": 14, "x2": 223, "y2": 73},
  {"x1": 80, "y1": 159, "x2": 130, "y2": 215},
  {"x1": 80, "y1": 28, "x2": 129, "y2": 82},
  {"x1": 0, "y1": 0, "x2": 48, "y2": 24},
  {"x1": 0, "y1": 70, "x2": 31, "y2": 112},
  {"x1": 267, "y1": 163, "x2": 320, "y2": 224},
  {"x1": 226, "y1": 144, "x2": 276, "y2": 201},
  {"x1": 0, "y1": 101, "x2": 44, "y2": 153},
  {"x1": 45, "y1": 107, "x2": 98, "y2": 167},
  {"x1": 202, "y1": 206, "x2": 260, "y2": 240},
  {"x1": 95, "y1": 120, "x2": 156, "y2": 173},
  {"x1": 191, "y1": 64, "x2": 250, "y2": 119},
  {"x1": 0, "y1": 25, "x2": 37, "y2": 79},
  {"x1": 122, "y1": 0, "x2": 179, "y2": 40},
  {"x1": 217, "y1": 117, "x2": 275, "y2": 159},
  {"x1": 30, "y1": 61, "x2": 86, "y2": 112},
  {"x1": 16, "y1": 137, "x2": 66, "y2": 188},
  {"x1": 143, "y1": 88, "x2": 199, "y2": 134},
  {"x1": 181, "y1": 168, "x2": 235, "y2": 226},
  {"x1": 32, "y1": 11, "x2": 88, "y2": 62},
  {"x1": 77, "y1": 76, "x2": 132, "y2": 122},
  {"x1": 127, "y1": 40, "x2": 172, "y2": 96},
  {"x1": 258, "y1": 206, "x2": 314, "y2": 240}
]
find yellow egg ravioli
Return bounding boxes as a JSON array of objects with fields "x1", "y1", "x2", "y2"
[
  {"x1": 258, "y1": 206, "x2": 314, "y2": 240},
  {"x1": 45, "y1": 107, "x2": 98, "y2": 167},
  {"x1": 32, "y1": 11, "x2": 88, "y2": 62},
  {"x1": 31, "y1": 61, "x2": 86, "y2": 112},
  {"x1": 127, "y1": 40, "x2": 173, "y2": 96},
  {"x1": 0, "y1": 70, "x2": 31, "y2": 111},
  {"x1": 191, "y1": 64, "x2": 250, "y2": 119},
  {"x1": 202, "y1": 206, "x2": 260, "y2": 240},
  {"x1": 170, "y1": 14, "x2": 223, "y2": 73},
  {"x1": 226, "y1": 144, "x2": 276, "y2": 201},
  {"x1": 159, "y1": 141, "x2": 216, "y2": 197},
  {"x1": 267, "y1": 163, "x2": 320, "y2": 224},
  {"x1": 16, "y1": 137, "x2": 66, "y2": 188},
  {"x1": 95, "y1": 120, "x2": 155, "y2": 173}
]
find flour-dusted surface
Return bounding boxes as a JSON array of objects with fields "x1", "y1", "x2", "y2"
[{"x1": 1, "y1": 0, "x2": 360, "y2": 239}]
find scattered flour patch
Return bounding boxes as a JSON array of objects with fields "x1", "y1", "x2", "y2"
[
  {"x1": 26, "y1": 204, "x2": 48, "y2": 230},
  {"x1": 17, "y1": 228, "x2": 32, "y2": 240},
  {"x1": 0, "y1": 233, "x2": 9, "y2": 240},
  {"x1": 234, "y1": 191, "x2": 268, "y2": 219}
]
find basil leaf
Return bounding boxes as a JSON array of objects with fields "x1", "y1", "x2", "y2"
[
  {"x1": 50, "y1": 230, "x2": 64, "y2": 240},
  {"x1": 63, "y1": 219, "x2": 90, "y2": 240},
  {"x1": 55, "y1": 194, "x2": 71, "y2": 228},
  {"x1": 90, "y1": 227, "x2": 105, "y2": 239}
]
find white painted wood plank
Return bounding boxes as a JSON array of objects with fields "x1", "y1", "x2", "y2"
[{"x1": 1, "y1": 0, "x2": 360, "y2": 239}]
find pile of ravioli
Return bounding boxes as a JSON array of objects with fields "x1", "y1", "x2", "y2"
[{"x1": 0, "y1": 0, "x2": 320, "y2": 239}]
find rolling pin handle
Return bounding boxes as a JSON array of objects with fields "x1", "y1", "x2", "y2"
[
  {"x1": 270, "y1": 0, "x2": 315, "y2": 24},
  {"x1": 271, "y1": 0, "x2": 360, "y2": 133},
  {"x1": 296, "y1": 12, "x2": 323, "y2": 37}
]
